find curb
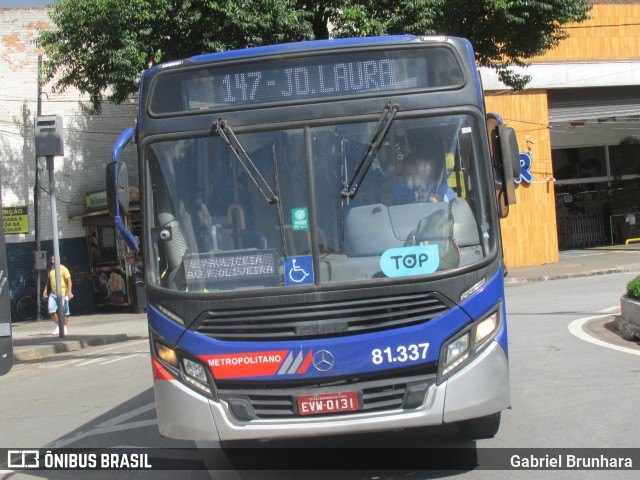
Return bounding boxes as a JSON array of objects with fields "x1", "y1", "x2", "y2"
[
  {"x1": 570, "y1": 314, "x2": 640, "y2": 355},
  {"x1": 13, "y1": 334, "x2": 132, "y2": 362},
  {"x1": 504, "y1": 267, "x2": 633, "y2": 286},
  {"x1": 614, "y1": 315, "x2": 640, "y2": 342}
]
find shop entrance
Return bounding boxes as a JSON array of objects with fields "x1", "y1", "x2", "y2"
[
  {"x1": 77, "y1": 205, "x2": 144, "y2": 312},
  {"x1": 552, "y1": 142, "x2": 640, "y2": 249}
]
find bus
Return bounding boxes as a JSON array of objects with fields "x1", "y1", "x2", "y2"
[{"x1": 108, "y1": 35, "x2": 520, "y2": 444}]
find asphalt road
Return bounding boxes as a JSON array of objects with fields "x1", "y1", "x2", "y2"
[{"x1": 1, "y1": 273, "x2": 639, "y2": 479}]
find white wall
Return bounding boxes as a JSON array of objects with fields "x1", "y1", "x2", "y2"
[
  {"x1": 480, "y1": 61, "x2": 640, "y2": 92},
  {"x1": 0, "y1": 7, "x2": 139, "y2": 245}
]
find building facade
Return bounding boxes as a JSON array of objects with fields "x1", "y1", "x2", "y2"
[
  {"x1": 483, "y1": 0, "x2": 640, "y2": 266},
  {"x1": 0, "y1": 7, "x2": 139, "y2": 318},
  {"x1": 1, "y1": 2, "x2": 639, "y2": 318}
]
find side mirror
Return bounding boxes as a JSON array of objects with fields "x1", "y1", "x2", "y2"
[
  {"x1": 106, "y1": 161, "x2": 130, "y2": 217},
  {"x1": 497, "y1": 124, "x2": 518, "y2": 207},
  {"x1": 498, "y1": 125, "x2": 521, "y2": 181},
  {"x1": 108, "y1": 128, "x2": 139, "y2": 253},
  {"x1": 487, "y1": 115, "x2": 519, "y2": 217}
]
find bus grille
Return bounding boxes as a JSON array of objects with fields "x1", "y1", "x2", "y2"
[
  {"x1": 193, "y1": 292, "x2": 449, "y2": 341},
  {"x1": 217, "y1": 371, "x2": 436, "y2": 420}
]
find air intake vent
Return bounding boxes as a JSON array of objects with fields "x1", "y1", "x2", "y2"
[
  {"x1": 193, "y1": 292, "x2": 449, "y2": 341},
  {"x1": 218, "y1": 370, "x2": 436, "y2": 420}
]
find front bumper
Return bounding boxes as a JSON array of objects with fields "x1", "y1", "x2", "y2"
[{"x1": 153, "y1": 338, "x2": 510, "y2": 442}]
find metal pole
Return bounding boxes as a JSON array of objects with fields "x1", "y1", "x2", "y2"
[
  {"x1": 35, "y1": 55, "x2": 42, "y2": 320},
  {"x1": 610, "y1": 214, "x2": 616, "y2": 246},
  {"x1": 36, "y1": 56, "x2": 42, "y2": 118},
  {"x1": 47, "y1": 156, "x2": 65, "y2": 338}
]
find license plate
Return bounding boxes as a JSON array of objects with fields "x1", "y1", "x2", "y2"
[{"x1": 297, "y1": 391, "x2": 358, "y2": 416}]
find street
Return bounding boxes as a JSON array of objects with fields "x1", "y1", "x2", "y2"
[{"x1": 1, "y1": 273, "x2": 639, "y2": 479}]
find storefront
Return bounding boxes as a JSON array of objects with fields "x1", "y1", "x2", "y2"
[
  {"x1": 72, "y1": 190, "x2": 145, "y2": 313},
  {"x1": 549, "y1": 86, "x2": 640, "y2": 248}
]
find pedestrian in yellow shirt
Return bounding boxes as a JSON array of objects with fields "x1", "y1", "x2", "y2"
[{"x1": 42, "y1": 255, "x2": 73, "y2": 335}]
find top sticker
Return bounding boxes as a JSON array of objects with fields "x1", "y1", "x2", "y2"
[{"x1": 379, "y1": 245, "x2": 439, "y2": 277}]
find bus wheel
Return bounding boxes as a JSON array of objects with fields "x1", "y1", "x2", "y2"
[{"x1": 455, "y1": 412, "x2": 501, "y2": 439}]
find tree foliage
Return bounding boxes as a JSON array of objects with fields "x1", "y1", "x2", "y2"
[
  {"x1": 37, "y1": 0, "x2": 591, "y2": 113},
  {"x1": 327, "y1": 0, "x2": 592, "y2": 90},
  {"x1": 37, "y1": 0, "x2": 313, "y2": 112}
]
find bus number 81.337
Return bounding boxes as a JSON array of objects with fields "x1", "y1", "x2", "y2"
[{"x1": 371, "y1": 343, "x2": 429, "y2": 365}]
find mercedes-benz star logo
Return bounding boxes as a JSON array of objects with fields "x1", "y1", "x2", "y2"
[{"x1": 313, "y1": 350, "x2": 335, "y2": 372}]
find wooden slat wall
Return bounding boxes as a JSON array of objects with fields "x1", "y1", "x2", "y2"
[
  {"x1": 485, "y1": 91, "x2": 560, "y2": 268},
  {"x1": 481, "y1": 2, "x2": 640, "y2": 268},
  {"x1": 533, "y1": 3, "x2": 640, "y2": 62}
]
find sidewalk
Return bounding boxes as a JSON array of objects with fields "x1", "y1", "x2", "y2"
[
  {"x1": 9, "y1": 244, "x2": 640, "y2": 363},
  {"x1": 504, "y1": 244, "x2": 640, "y2": 285},
  {"x1": 10, "y1": 312, "x2": 149, "y2": 362}
]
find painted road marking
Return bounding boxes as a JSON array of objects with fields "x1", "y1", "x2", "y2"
[
  {"x1": 101, "y1": 353, "x2": 143, "y2": 365},
  {"x1": 559, "y1": 251, "x2": 603, "y2": 258},
  {"x1": 568, "y1": 307, "x2": 640, "y2": 357},
  {"x1": 47, "y1": 402, "x2": 158, "y2": 449}
]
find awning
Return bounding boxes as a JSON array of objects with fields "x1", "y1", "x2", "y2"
[
  {"x1": 69, "y1": 207, "x2": 140, "y2": 227},
  {"x1": 548, "y1": 86, "x2": 640, "y2": 123}
]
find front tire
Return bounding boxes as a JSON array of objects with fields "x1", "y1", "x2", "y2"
[{"x1": 455, "y1": 412, "x2": 501, "y2": 439}]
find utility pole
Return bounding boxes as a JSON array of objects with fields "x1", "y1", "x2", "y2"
[
  {"x1": 34, "y1": 115, "x2": 64, "y2": 337},
  {"x1": 34, "y1": 55, "x2": 43, "y2": 320},
  {"x1": 47, "y1": 154, "x2": 65, "y2": 336}
]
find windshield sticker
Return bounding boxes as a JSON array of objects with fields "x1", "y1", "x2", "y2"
[
  {"x1": 292, "y1": 207, "x2": 309, "y2": 231},
  {"x1": 285, "y1": 255, "x2": 314, "y2": 285},
  {"x1": 380, "y1": 245, "x2": 439, "y2": 277}
]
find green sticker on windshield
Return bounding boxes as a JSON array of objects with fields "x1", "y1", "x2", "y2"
[{"x1": 292, "y1": 208, "x2": 309, "y2": 231}]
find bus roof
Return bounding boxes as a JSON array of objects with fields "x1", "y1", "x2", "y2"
[
  {"x1": 145, "y1": 35, "x2": 466, "y2": 81},
  {"x1": 189, "y1": 35, "x2": 424, "y2": 63}
]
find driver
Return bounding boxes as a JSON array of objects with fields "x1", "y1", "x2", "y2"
[{"x1": 392, "y1": 153, "x2": 456, "y2": 204}]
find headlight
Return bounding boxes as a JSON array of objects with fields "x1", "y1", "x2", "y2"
[
  {"x1": 184, "y1": 358, "x2": 207, "y2": 383},
  {"x1": 475, "y1": 312, "x2": 498, "y2": 345},
  {"x1": 156, "y1": 342, "x2": 178, "y2": 367},
  {"x1": 445, "y1": 333, "x2": 470, "y2": 366},
  {"x1": 438, "y1": 306, "x2": 501, "y2": 383},
  {"x1": 183, "y1": 358, "x2": 213, "y2": 395},
  {"x1": 152, "y1": 338, "x2": 215, "y2": 397},
  {"x1": 442, "y1": 332, "x2": 471, "y2": 377}
]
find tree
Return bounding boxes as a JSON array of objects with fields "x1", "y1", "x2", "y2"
[
  {"x1": 37, "y1": 0, "x2": 591, "y2": 113},
  {"x1": 327, "y1": 0, "x2": 592, "y2": 90},
  {"x1": 37, "y1": 0, "x2": 314, "y2": 113}
]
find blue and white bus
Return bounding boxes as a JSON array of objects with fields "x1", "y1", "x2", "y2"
[{"x1": 109, "y1": 35, "x2": 520, "y2": 444}]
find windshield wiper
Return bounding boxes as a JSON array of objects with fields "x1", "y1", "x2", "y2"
[
  {"x1": 341, "y1": 103, "x2": 399, "y2": 199},
  {"x1": 215, "y1": 118, "x2": 279, "y2": 205},
  {"x1": 271, "y1": 141, "x2": 288, "y2": 258},
  {"x1": 216, "y1": 118, "x2": 289, "y2": 257}
]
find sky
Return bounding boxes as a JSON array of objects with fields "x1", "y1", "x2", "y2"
[{"x1": 1, "y1": 1, "x2": 53, "y2": 7}]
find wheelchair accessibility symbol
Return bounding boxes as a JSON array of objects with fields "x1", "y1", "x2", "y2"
[{"x1": 285, "y1": 256, "x2": 314, "y2": 286}]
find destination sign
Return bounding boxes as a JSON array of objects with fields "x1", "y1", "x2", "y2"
[{"x1": 150, "y1": 47, "x2": 463, "y2": 114}]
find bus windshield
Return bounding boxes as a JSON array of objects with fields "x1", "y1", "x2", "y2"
[{"x1": 145, "y1": 112, "x2": 494, "y2": 292}]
